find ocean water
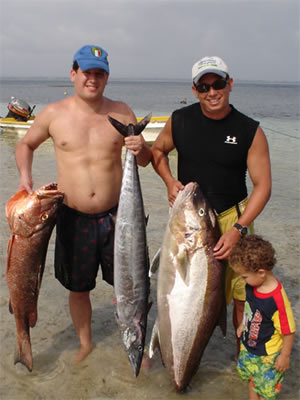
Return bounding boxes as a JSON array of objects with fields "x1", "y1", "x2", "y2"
[
  {"x1": 0, "y1": 77, "x2": 299, "y2": 128},
  {"x1": 0, "y1": 78, "x2": 299, "y2": 400}
]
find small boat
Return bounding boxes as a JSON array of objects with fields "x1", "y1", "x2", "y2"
[
  {"x1": 0, "y1": 98, "x2": 35, "y2": 136},
  {"x1": 0, "y1": 99, "x2": 167, "y2": 144},
  {"x1": 137, "y1": 116, "x2": 168, "y2": 144}
]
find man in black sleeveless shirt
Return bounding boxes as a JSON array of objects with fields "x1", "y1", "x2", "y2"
[{"x1": 151, "y1": 56, "x2": 271, "y2": 358}]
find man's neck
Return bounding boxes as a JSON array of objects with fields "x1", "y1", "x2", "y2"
[
  {"x1": 73, "y1": 94, "x2": 106, "y2": 114},
  {"x1": 200, "y1": 103, "x2": 232, "y2": 120}
]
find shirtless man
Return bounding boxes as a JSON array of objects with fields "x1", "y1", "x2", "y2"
[{"x1": 15, "y1": 45, "x2": 152, "y2": 362}]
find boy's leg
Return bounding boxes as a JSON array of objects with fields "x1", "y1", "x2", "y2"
[{"x1": 248, "y1": 380, "x2": 263, "y2": 400}]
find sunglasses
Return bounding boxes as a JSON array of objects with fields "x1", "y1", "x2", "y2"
[{"x1": 195, "y1": 78, "x2": 228, "y2": 93}]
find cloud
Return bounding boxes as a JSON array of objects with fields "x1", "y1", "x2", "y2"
[{"x1": 0, "y1": 0, "x2": 299, "y2": 81}]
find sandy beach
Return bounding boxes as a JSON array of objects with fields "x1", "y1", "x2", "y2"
[{"x1": 0, "y1": 120, "x2": 299, "y2": 399}]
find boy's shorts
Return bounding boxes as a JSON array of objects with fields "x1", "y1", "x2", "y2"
[
  {"x1": 217, "y1": 198, "x2": 254, "y2": 305},
  {"x1": 55, "y1": 203, "x2": 117, "y2": 292},
  {"x1": 237, "y1": 344, "x2": 284, "y2": 400}
]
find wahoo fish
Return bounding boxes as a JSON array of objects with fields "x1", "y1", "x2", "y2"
[
  {"x1": 5, "y1": 183, "x2": 64, "y2": 371},
  {"x1": 108, "y1": 114, "x2": 151, "y2": 377},
  {"x1": 149, "y1": 182, "x2": 226, "y2": 391}
]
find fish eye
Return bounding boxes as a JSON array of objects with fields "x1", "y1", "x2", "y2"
[
  {"x1": 41, "y1": 213, "x2": 49, "y2": 222},
  {"x1": 198, "y1": 208, "x2": 205, "y2": 216},
  {"x1": 138, "y1": 345, "x2": 143, "y2": 352}
]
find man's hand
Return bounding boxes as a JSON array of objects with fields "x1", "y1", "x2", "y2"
[
  {"x1": 124, "y1": 135, "x2": 144, "y2": 156},
  {"x1": 213, "y1": 227, "x2": 241, "y2": 260},
  {"x1": 166, "y1": 180, "x2": 185, "y2": 206},
  {"x1": 18, "y1": 176, "x2": 33, "y2": 194}
]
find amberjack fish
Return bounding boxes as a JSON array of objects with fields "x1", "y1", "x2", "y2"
[
  {"x1": 108, "y1": 114, "x2": 151, "y2": 377},
  {"x1": 5, "y1": 183, "x2": 64, "y2": 371},
  {"x1": 149, "y1": 182, "x2": 226, "y2": 391}
]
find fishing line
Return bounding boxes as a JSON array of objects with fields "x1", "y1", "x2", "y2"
[{"x1": 262, "y1": 125, "x2": 299, "y2": 139}]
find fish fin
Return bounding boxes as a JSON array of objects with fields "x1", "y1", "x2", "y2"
[
  {"x1": 27, "y1": 262, "x2": 44, "y2": 329},
  {"x1": 149, "y1": 320, "x2": 160, "y2": 358},
  {"x1": 114, "y1": 311, "x2": 120, "y2": 326},
  {"x1": 149, "y1": 248, "x2": 161, "y2": 277},
  {"x1": 29, "y1": 309, "x2": 38, "y2": 328},
  {"x1": 36, "y1": 261, "x2": 46, "y2": 296},
  {"x1": 147, "y1": 299, "x2": 153, "y2": 313},
  {"x1": 6, "y1": 236, "x2": 16, "y2": 314},
  {"x1": 218, "y1": 299, "x2": 227, "y2": 338},
  {"x1": 176, "y1": 249, "x2": 189, "y2": 282},
  {"x1": 208, "y1": 208, "x2": 217, "y2": 228},
  {"x1": 5, "y1": 235, "x2": 15, "y2": 275},
  {"x1": 145, "y1": 214, "x2": 149, "y2": 226}
]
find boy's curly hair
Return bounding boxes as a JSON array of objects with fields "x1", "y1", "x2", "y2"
[{"x1": 229, "y1": 234, "x2": 276, "y2": 272}]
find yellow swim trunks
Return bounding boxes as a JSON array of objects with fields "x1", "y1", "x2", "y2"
[{"x1": 217, "y1": 198, "x2": 254, "y2": 305}]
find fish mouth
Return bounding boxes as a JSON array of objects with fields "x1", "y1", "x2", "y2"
[
  {"x1": 36, "y1": 182, "x2": 64, "y2": 200},
  {"x1": 174, "y1": 182, "x2": 199, "y2": 205},
  {"x1": 128, "y1": 348, "x2": 143, "y2": 377}
]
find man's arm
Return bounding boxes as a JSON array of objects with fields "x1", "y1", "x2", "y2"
[
  {"x1": 15, "y1": 106, "x2": 52, "y2": 193},
  {"x1": 214, "y1": 126, "x2": 272, "y2": 259},
  {"x1": 151, "y1": 118, "x2": 184, "y2": 205}
]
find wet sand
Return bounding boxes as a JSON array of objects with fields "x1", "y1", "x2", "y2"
[{"x1": 0, "y1": 125, "x2": 299, "y2": 400}]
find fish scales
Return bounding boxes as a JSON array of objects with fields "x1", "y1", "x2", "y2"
[
  {"x1": 151, "y1": 182, "x2": 226, "y2": 391},
  {"x1": 5, "y1": 183, "x2": 64, "y2": 372},
  {"x1": 108, "y1": 114, "x2": 151, "y2": 377}
]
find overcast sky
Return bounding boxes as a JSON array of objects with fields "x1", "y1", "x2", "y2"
[{"x1": 0, "y1": 0, "x2": 299, "y2": 82}]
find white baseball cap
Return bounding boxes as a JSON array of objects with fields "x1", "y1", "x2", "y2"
[{"x1": 192, "y1": 56, "x2": 229, "y2": 84}]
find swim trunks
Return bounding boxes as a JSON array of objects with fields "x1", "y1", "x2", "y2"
[
  {"x1": 237, "y1": 344, "x2": 284, "y2": 400},
  {"x1": 54, "y1": 203, "x2": 117, "y2": 292},
  {"x1": 217, "y1": 198, "x2": 254, "y2": 304}
]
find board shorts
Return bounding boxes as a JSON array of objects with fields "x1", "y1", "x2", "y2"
[
  {"x1": 217, "y1": 198, "x2": 254, "y2": 305},
  {"x1": 237, "y1": 344, "x2": 284, "y2": 400},
  {"x1": 54, "y1": 203, "x2": 117, "y2": 292}
]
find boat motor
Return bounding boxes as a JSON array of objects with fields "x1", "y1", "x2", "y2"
[{"x1": 6, "y1": 97, "x2": 35, "y2": 121}]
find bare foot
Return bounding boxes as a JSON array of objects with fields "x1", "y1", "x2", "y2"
[{"x1": 74, "y1": 343, "x2": 95, "y2": 364}]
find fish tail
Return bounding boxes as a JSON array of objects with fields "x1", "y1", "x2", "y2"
[
  {"x1": 108, "y1": 113, "x2": 152, "y2": 137},
  {"x1": 14, "y1": 334, "x2": 33, "y2": 372},
  {"x1": 14, "y1": 318, "x2": 33, "y2": 371}
]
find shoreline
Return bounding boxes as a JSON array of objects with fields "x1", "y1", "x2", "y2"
[{"x1": 0, "y1": 118, "x2": 299, "y2": 399}]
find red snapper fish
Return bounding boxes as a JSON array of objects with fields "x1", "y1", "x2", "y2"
[{"x1": 5, "y1": 183, "x2": 64, "y2": 371}]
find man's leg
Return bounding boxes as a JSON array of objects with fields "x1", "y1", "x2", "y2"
[{"x1": 69, "y1": 291, "x2": 94, "y2": 363}]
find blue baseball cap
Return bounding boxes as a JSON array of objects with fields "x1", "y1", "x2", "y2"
[{"x1": 73, "y1": 45, "x2": 110, "y2": 74}]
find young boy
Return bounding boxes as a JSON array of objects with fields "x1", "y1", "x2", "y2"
[{"x1": 229, "y1": 235, "x2": 295, "y2": 400}]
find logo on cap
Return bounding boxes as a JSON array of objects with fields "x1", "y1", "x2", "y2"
[{"x1": 91, "y1": 47, "x2": 102, "y2": 57}]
